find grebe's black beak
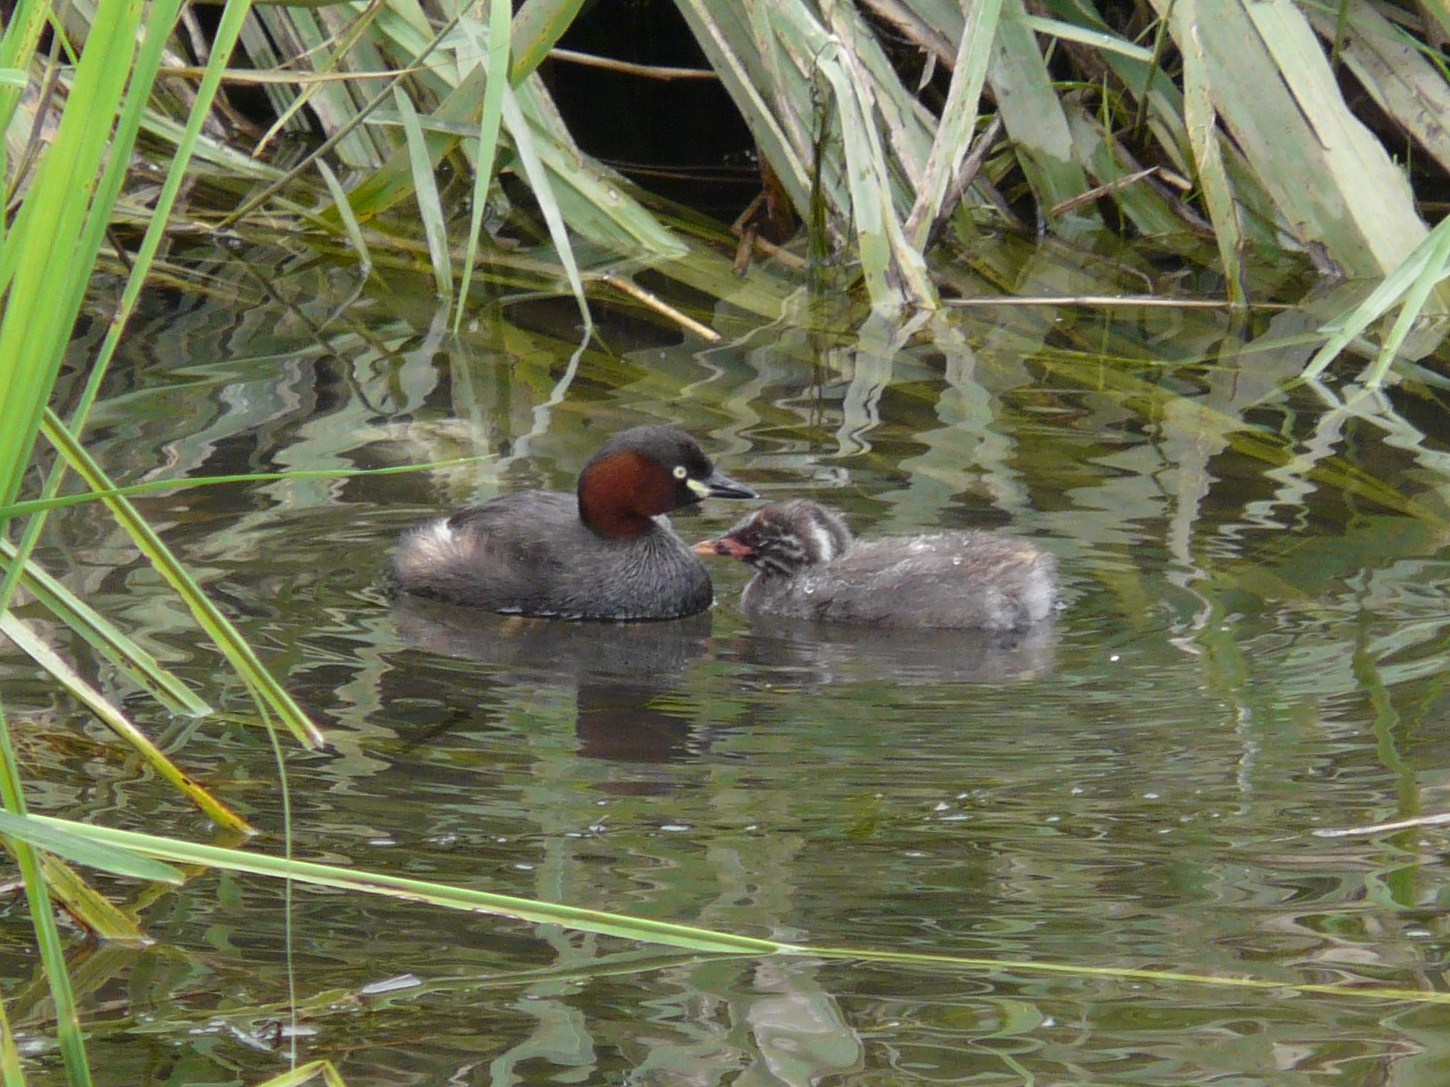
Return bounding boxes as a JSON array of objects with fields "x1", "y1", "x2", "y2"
[{"x1": 686, "y1": 468, "x2": 756, "y2": 501}]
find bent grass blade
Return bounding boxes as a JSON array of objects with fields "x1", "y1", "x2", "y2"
[{"x1": 17, "y1": 814, "x2": 1450, "y2": 1008}]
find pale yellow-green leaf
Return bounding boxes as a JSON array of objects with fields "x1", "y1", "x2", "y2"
[
  {"x1": 905, "y1": 0, "x2": 1001, "y2": 247},
  {"x1": 0, "y1": 614, "x2": 251, "y2": 832},
  {"x1": 813, "y1": 46, "x2": 935, "y2": 313},
  {"x1": 316, "y1": 158, "x2": 374, "y2": 273},
  {"x1": 1361, "y1": 222, "x2": 1450, "y2": 384},
  {"x1": 0, "y1": 542, "x2": 211, "y2": 716},
  {"x1": 1179, "y1": 8, "x2": 1245, "y2": 305},
  {"x1": 1160, "y1": 0, "x2": 1428, "y2": 278},
  {"x1": 40, "y1": 413, "x2": 326, "y2": 751},
  {"x1": 1304, "y1": 215, "x2": 1450, "y2": 383},
  {"x1": 245, "y1": 4, "x2": 393, "y2": 166},
  {"x1": 249, "y1": 1061, "x2": 349, "y2": 1087},
  {"x1": 345, "y1": 64, "x2": 489, "y2": 220},
  {"x1": 454, "y1": 0, "x2": 510, "y2": 330},
  {"x1": 511, "y1": 0, "x2": 587, "y2": 83},
  {"x1": 1022, "y1": 13, "x2": 1151, "y2": 59},
  {"x1": 501, "y1": 83, "x2": 589, "y2": 326},
  {"x1": 989, "y1": 0, "x2": 1095, "y2": 219},
  {"x1": 394, "y1": 86, "x2": 454, "y2": 296},
  {"x1": 1303, "y1": 4, "x2": 1450, "y2": 177},
  {"x1": 820, "y1": 0, "x2": 937, "y2": 193},
  {"x1": 1063, "y1": 111, "x2": 1197, "y2": 242},
  {"x1": 27, "y1": 814, "x2": 1450, "y2": 1007},
  {"x1": 38, "y1": 855, "x2": 153, "y2": 943},
  {"x1": 35, "y1": 816, "x2": 790, "y2": 954},
  {"x1": 0, "y1": 817, "x2": 184, "y2": 889}
]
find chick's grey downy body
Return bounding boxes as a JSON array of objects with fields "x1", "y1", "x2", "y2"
[{"x1": 705, "y1": 500, "x2": 1059, "y2": 631}]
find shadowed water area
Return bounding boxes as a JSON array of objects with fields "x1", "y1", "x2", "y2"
[{"x1": 6, "y1": 245, "x2": 1450, "y2": 1084}]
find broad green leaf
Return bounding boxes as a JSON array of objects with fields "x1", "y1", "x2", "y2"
[
  {"x1": 1160, "y1": 0, "x2": 1428, "y2": 279},
  {"x1": 905, "y1": 0, "x2": 1001, "y2": 247},
  {"x1": 989, "y1": 0, "x2": 1094, "y2": 219},
  {"x1": 1180, "y1": 5, "x2": 1245, "y2": 305},
  {"x1": 511, "y1": 0, "x2": 587, "y2": 83}
]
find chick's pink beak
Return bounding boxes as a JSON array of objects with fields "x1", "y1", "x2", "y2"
[{"x1": 693, "y1": 536, "x2": 753, "y2": 559}]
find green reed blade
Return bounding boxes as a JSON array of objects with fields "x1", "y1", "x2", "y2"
[
  {"x1": 21, "y1": 814, "x2": 1450, "y2": 1008},
  {"x1": 40, "y1": 412, "x2": 325, "y2": 750},
  {"x1": 38, "y1": 856, "x2": 155, "y2": 943},
  {"x1": 0, "y1": 615, "x2": 249, "y2": 831},
  {"x1": 394, "y1": 85, "x2": 454, "y2": 297},
  {"x1": 0, "y1": 542, "x2": 212, "y2": 717},
  {"x1": 453, "y1": 0, "x2": 510, "y2": 333}
]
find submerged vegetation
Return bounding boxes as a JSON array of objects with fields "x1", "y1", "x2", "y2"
[{"x1": 2, "y1": 0, "x2": 1450, "y2": 1081}]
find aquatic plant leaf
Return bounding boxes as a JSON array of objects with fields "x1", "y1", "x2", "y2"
[
  {"x1": 28, "y1": 815, "x2": 1450, "y2": 1007},
  {"x1": 0, "y1": 0, "x2": 48, "y2": 141},
  {"x1": 904, "y1": 0, "x2": 1000, "y2": 247},
  {"x1": 35, "y1": 817, "x2": 790, "y2": 955},
  {"x1": 316, "y1": 158, "x2": 374, "y2": 274},
  {"x1": 0, "y1": 998, "x2": 22, "y2": 1086},
  {"x1": 248, "y1": 1061, "x2": 349, "y2": 1087},
  {"x1": 337, "y1": 64, "x2": 490, "y2": 223},
  {"x1": 1164, "y1": 0, "x2": 1427, "y2": 278},
  {"x1": 0, "y1": 542, "x2": 212, "y2": 717},
  {"x1": 1303, "y1": 3, "x2": 1450, "y2": 177},
  {"x1": 1063, "y1": 111, "x2": 1201, "y2": 245},
  {"x1": 811, "y1": 48, "x2": 934, "y2": 314},
  {"x1": 394, "y1": 86, "x2": 454, "y2": 296},
  {"x1": 676, "y1": 0, "x2": 938, "y2": 311},
  {"x1": 40, "y1": 412, "x2": 327, "y2": 751},
  {"x1": 244, "y1": 4, "x2": 393, "y2": 168},
  {"x1": 989, "y1": 0, "x2": 1094, "y2": 220},
  {"x1": 1304, "y1": 214, "x2": 1450, "y2": 383},
  {"x1": 1180, "y1": 10, "x2": 1245, "y2": 305},
  {"x1": 501, "y1": 82, "x2": 591, "y2": 328},
  {"x1": 511, "y1": 0, "x2": 587, "y2": 84},
  {"x1": 0, "y1": 0, "x2": 203, "y2": 1071},
  {"x1": 1020, "y1": 13, "x2": 1151, "y2": 58},
  {"x1": 37, "y1": 856, "x2": 152, "y2": 943},
  {"x1": 0, "y1": 614, "x2": 250, "y2": 831},
  {"x1": 1361, "y1": 222, "x2": 1450, "y2": 385},
  {"x1": 455, "y1": 0, "x2": 510, "y2": 330}
]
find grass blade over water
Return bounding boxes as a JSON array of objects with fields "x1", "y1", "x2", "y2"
[{"x1": 15, "y1": 815, "x2": 1450, "y2": 1010}]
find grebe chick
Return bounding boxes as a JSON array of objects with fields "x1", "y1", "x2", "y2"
[{"x1": 695, "y1": 499, "x2": 1058, "y2": 630}]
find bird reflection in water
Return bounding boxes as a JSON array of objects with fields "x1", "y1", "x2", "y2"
[{"x1": 390, "y1": 595, "x2": 714, "y2": 776}]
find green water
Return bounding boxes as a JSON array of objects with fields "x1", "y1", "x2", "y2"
[{"x1": 6, "y1": 253, "x2": 1450, "y2": 1085}]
